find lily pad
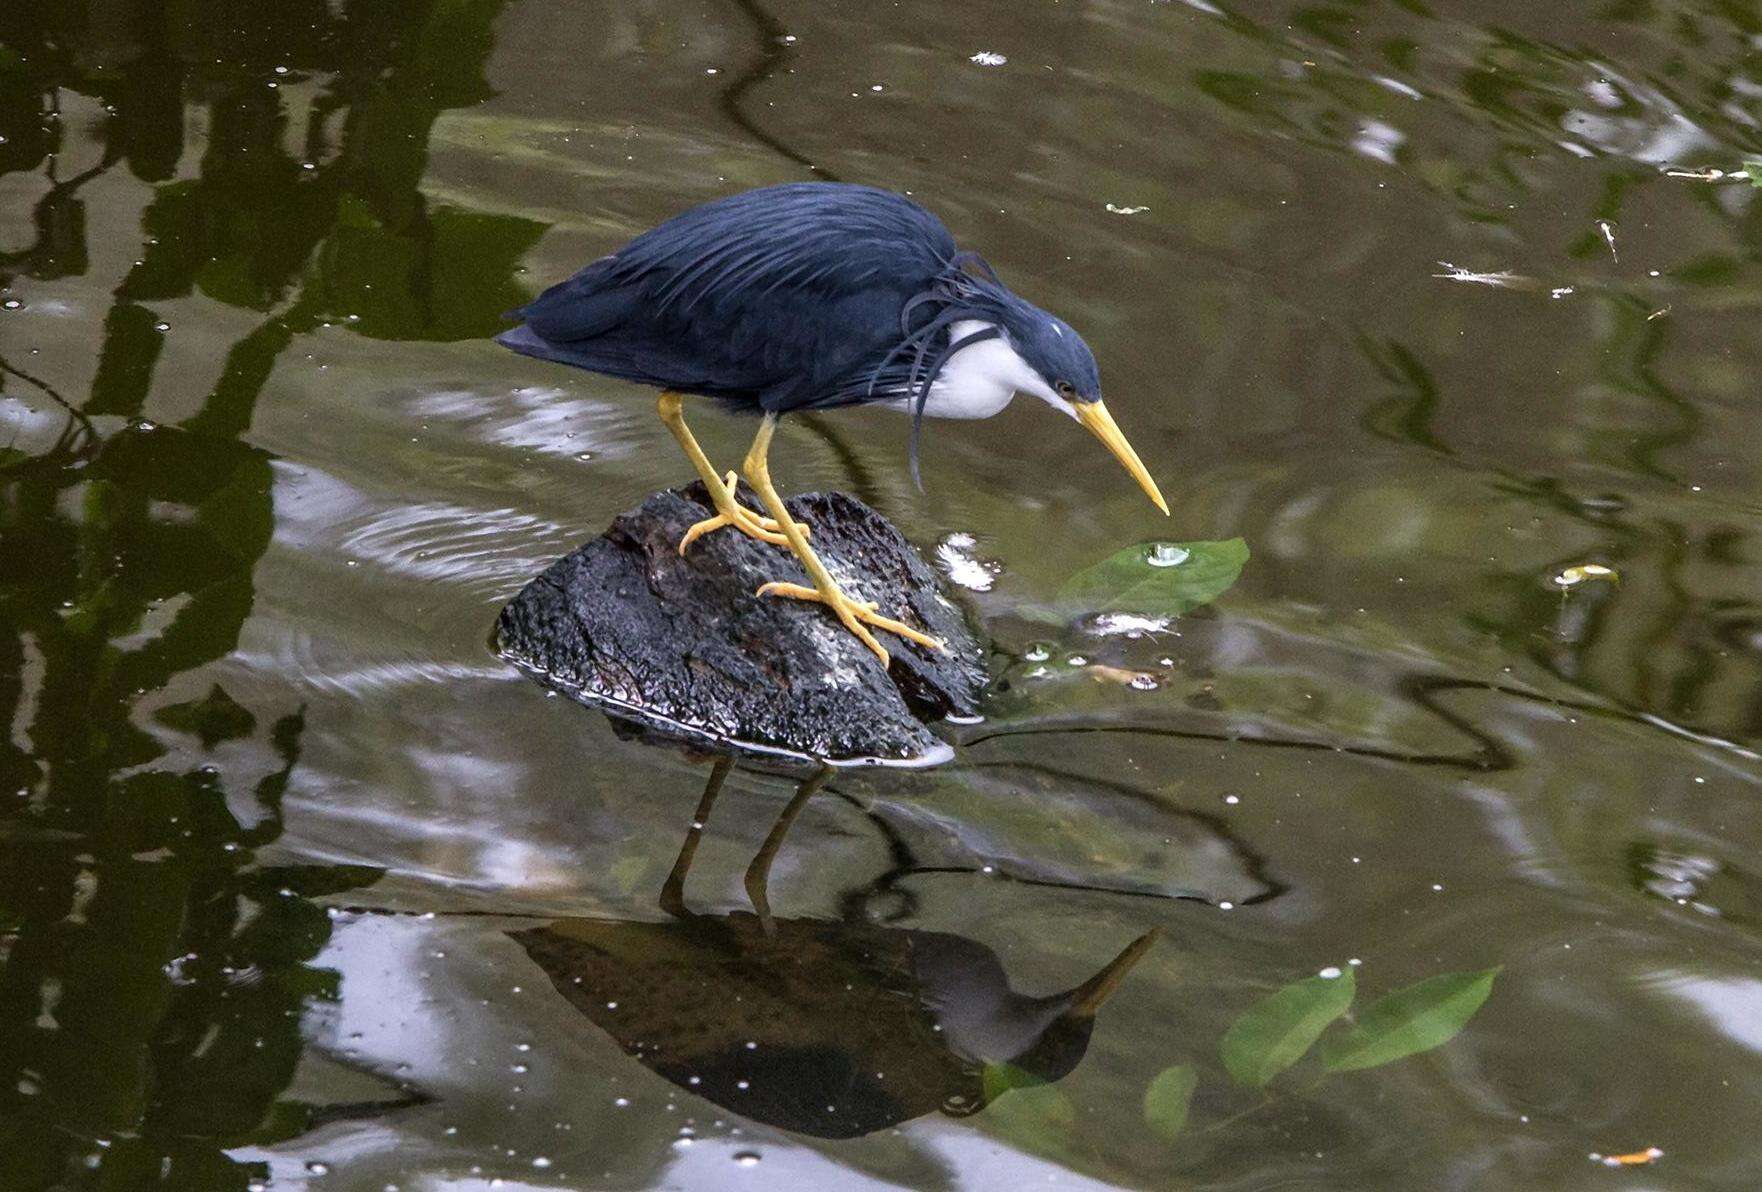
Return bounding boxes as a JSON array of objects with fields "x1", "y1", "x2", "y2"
[{"x1": 1054, "y1": 538, "x2": 1249, "y2": 619}]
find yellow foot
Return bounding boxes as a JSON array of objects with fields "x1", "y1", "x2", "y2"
[
  {"x1": 755, "y1": 580, "x2": 946, "y2": 666},
  {"x1": 678, "y1": 472, "x2": 806, "y2": 554}
]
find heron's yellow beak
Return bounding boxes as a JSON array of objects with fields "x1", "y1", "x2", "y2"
[{"x1": 1075, "y1": 400, "x2": 1169, "y2": 516}]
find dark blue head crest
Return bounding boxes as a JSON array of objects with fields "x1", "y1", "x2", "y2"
[{"x1": 994, "y1": 303, "x2": 1102, "y2": 403}]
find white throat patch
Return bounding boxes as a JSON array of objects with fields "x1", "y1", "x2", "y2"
[{"x1": 882, "y1": 320, "x2": 1071, "y2": 420}]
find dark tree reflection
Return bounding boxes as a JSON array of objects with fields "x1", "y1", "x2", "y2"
[{"x1": 0, "y1": 0, "x2": 542, "y2": 1185}]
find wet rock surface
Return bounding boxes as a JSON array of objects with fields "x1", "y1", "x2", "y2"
[{"x1": 495, "y1": 482, "x2": 989, "y2": 764}]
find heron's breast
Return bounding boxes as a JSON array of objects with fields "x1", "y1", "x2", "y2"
[{"x1": 884, "y1": 320, "x2": 1037, "y2": 420}]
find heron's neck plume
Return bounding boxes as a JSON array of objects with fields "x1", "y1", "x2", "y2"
[{"x1": 867, "y1": 264, "x2": 1031, "y2": 490}]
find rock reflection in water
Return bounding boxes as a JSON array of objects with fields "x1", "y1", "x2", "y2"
[{"x1": 510, "y1": 759, "x2": 1155, "y2": 1139}]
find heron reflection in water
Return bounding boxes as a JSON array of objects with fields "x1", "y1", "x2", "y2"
[{"x1": 510, "y1": 758, "x2": 1156, "y2": 1139}]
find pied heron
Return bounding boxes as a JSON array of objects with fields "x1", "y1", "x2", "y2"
[{"x1": 498, "y1": 182, "x2": 1167, "y2": 665}]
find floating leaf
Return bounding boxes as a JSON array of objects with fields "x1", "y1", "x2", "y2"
[
  {"x1": 1320, "y1": 968, "x2": 1497, "y2": 1072},
  {"x1": 1142, "y1": 1064, "x2": 1198, "y2": 1141},
  {"x1": 1054, "y1": 538, "x2": 1250, "y2": 618},
  {"x1": 981, "y1": 1061, "x2": 1048, "y2": 1103},
  {"x1": 1220, "y1": 969, "x2": 1355, "y2": 1087},
  {"x1": 1742, "y1": 161, "x2": 1762, "y2": 188},
  {"x1": 981, "y1": 1065, "x2": 1077, "y2": 1159}
]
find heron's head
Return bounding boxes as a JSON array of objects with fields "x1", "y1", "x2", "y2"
[
  {"x1": 1000, "y1": 306, "x2": 1169, "y2": 517},
  {"x1": 1009, "y1": 312, "x2": 1102, "y2": 409}
]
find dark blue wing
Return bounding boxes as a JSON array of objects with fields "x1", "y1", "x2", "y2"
[{"x1": 497, "y1": 183, "x2": 958, "y2": 413}]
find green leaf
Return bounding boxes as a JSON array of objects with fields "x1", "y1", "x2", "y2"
[
  {"x1": 981, "y1": 1065, "x2": 1077, "y2": 1158},
  {"x1": 1142, "y1": 1064, "x2": 1198, "y2": 1141},
  {"x1": 981, "y1": 1061, "x2": 1048, "y2": 1103},
  {"x1": 1320, "y1": 968, "x2": 1498, "y2": 1072},
  {"x1": 1220, "y1": 969, "x2": 1355, "y2": 1087},
  {"x1": 1741, "y1": 161, "x2": 1762, "y2": 188},
  {"x1": 1055, "y1": 538, "x2": 1250, "y2": 618}
]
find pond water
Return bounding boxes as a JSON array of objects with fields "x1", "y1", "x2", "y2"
[{"x1": 5, "y1": 1, "x2": 1762, "y2": 1188}]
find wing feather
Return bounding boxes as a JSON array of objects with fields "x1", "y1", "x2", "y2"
[{"x1": 499, "y1": 184, "x2": 959, "y2": 410}]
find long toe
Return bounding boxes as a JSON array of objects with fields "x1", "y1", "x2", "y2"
[
  {"x1": 754, "y1": 580, "x2": 941, "y2": 658},
  {"x1": 679, "y1": 511, "x2": 790, "y2": 554},
  {"x1": 721, "y1": 471, "x2": 803, "y2": 537},
  {"x1": 837, "y1": 608, "x2": 892, "y2": 666}
]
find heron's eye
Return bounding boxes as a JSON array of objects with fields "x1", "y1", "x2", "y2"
[{"x1": 1055, "y1": 380, "x2": 1076, "y2": 399}]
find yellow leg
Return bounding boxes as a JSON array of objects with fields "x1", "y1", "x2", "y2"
[
  {"x1": 656, "y1": 391, "x2": 797, "y2": 553},
  {"x1": 740, "y1": 415, "x2": 945, "y2": 667},
  {"x1": 743, "y1": 766, "x2": 829, "y2": 936}
]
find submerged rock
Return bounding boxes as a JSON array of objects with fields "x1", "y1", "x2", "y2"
[{"x1": 495, "y1": 481, "x2": 988, "y2": 764}]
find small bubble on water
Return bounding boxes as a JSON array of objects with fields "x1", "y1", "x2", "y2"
[
  {"x1": 1065, "y1": 654, "x2": 1088, "y2": 667},
  {"x1": 1129, "y1": 673, "x2": 1159, "y2": 690},
  {"x1": 2, "y1": 299, "x2": 22, "y2": 310},
  {"x1": 1224, "y1": 794, "x2": 1240, "y2": 805},
  {"x1": 531, "y1": 1157, "x2": 552, "y2": 1169},
  {"x1": 734, "y1": 1151, "x2": 762, "y2": 1166},
  {"x1": 614, "y1": 1097, "x2": 631, "y2": 1107},
  {"x1": 1318, "y1": 966, "x2": 1343, "y2": 979},
  {"x1": 1023, "y1": 642, "x2": 1053, "y2": 662},
  {"x1": 1218, "y1": 901, "x2": 1234, "y2": 910},
  {"x1": 153, "y1": 321, "x2": 171, "y2": 332},
  {"x1": 306, "y1": 1161, "x2": 331, "y2": 1175},
  {"x1": 1146, "y1": 542, "x2": 1191, "y2": 568}
]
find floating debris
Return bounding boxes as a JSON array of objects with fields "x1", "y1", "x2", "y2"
[
  {"x1": 1589, "y1": 1147, "x2": 1663, "y2": 1168},
  {"x1": 1105, "y1": 203, "x2": 1150, "y2": 215},
  {"x1": 1087, "y1": 663, "x2": 1159, "y2": 689},
  {"x1": 1433, "y1": 261, "x2": 1527, "y2": 288},
  {"x1": 1595, "y1": 219, "x2": 1619, "y2": 262},
  {"x1": 1646, "y1": 305, "x2": 1671, "y2": 321},
  {"x1": 934, "y1": 532, "x2": 1000, "y2": 592},
  {"x1": 1664, "y1": 162, "x2": 1761, "y2": 186},
  {"x1": 1088, "y1": 611, "x2": 1172, "y2": 637},
  {"x1": 1554, "y1": 563, "x2": 1618, "y2": 588},
  {"x1": 968, "y1": 51, "x2": 1007, "y2": 67}
]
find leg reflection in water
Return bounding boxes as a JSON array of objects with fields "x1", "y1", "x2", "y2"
[{"x1": 510, "y1": 756, "x2": 1157, "y2": 1139}]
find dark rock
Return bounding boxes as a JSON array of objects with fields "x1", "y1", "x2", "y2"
[{"x1": 495, "y1": 482, "x2": 988, "y2": 765}]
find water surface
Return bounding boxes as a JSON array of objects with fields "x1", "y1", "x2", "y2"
[{"x1": 4, "y1": 0, "x2": 1762, "y2": 1188}]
